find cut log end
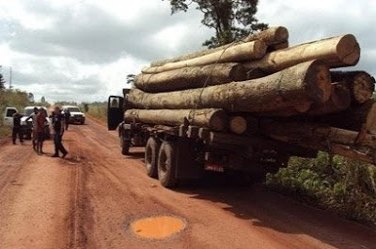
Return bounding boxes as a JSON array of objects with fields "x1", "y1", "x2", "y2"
[
  {"x1": 208, "y1": 110, "x2": 228, "y2": 131},
  {"x1": 331, "y1": 71, "x2": 375, "y2": 104},
  {"x1": 229, "y1": 116, "x2": 248, "y2": 134},
  {"x1": 274, "y1": 26, "x2": 289, "y2": 42},
  {"x1": 336, "y1": 34, "x2": 361, "y2": 66},
  {"x1": 353, "y1": 73, "x2": 375, "y2": 104}
]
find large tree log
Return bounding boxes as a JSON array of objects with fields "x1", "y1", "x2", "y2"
[
  {"x1": 307, "y1": 83, "x2": 351, "y2": 115},
  {"x1": 134, "y1": 63, "x2": 247, "y2": 92},
  {"x1": 259, "y1": 83, "x2": 350, "y2": 117},
  {"x1": 142, "y1": 40, "x2": 267, "y2": 74},
  {"x1": 316, "y1": 100, "x2": 376, "y2": 135},
  {"x1": 128, "y1": 60, "x2": 331, "y2": 114},
  {"x1": 259, "y1": 120, "x2": 376, "y2": 164},
  {"x1": 124, "y1": 108, "x2": 228, "y2": 131},
  {"x1": 331, "y1": 71, "x2": 375, "y2": 104},
  {"x1": 244, "y1": 34, "x2": 360, "y2": 77},
  {"x1": 150, "y1": 26, "x2": 288, "y2": 67}
]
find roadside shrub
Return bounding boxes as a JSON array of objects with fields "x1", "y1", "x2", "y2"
[
  {"x1": 85, "y1": 102, "x2": 107, "y2": 122},
  {"x1": 266, "y1": 152, "x2": 376, "y2": 226},
  {"x1": 0, "y1": 89, "x2": 30, "y2": 138}
]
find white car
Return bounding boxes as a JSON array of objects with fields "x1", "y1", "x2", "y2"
[
  {"x1": 3, "y1": 107, "x2": 18, "y2": 127},
  {"x1": 21, "y1": 106, "x2": 51, "y2": 139},
  {"x1": 62, "y1": 105, "x2": 86, "y2": 124}
]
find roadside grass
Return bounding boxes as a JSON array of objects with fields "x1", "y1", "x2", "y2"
[
  {"x1": 266, "y1": 153, "x2": 376, "y2": 226},
  {"x1": 0, "y1": 89, "x2": 30, "y2": 139},
  {"x1": 0, "y1": 121, "x2": 10, "y2": 139},
  {"x1": 85, "y1": 102, "x2": 107, "y2": 122}
]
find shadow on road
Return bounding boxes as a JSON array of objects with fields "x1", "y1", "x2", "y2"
[{"x1": 175, "y1": 172, "x2": 376, "y2": 249}]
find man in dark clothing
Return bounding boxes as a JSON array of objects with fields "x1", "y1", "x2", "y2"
[
  {"x1": 12, "y1": 112, "x2": 23, "y2": 145},
  {"x1": 51, "y1": 106, "x2": 68, "y2": 158},
  {"x1": 64, "y1": 109, "x2": 71, "y2": 131}
]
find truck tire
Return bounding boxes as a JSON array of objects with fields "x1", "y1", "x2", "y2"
[
  {"x1": 158, "y1": 141, "x2": 177, "y2": 188},
  {"x1": 120, "y1": 135, "x2": 131, "y2": 155},
  {"x1": 145, "y1": 137, "x2": 161, "y2": 178}
]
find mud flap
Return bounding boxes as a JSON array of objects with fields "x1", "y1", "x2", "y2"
[{"x1": 175, "y1": 138, "x2": 204, "y2": 180}]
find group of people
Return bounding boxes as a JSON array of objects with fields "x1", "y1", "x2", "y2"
[{"x1": 12, "y1": 106, "x2": 69, "y2": 158}]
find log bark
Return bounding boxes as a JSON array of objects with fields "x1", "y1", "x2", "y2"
[
  {"x1": 150, "y1": 26, "x2": 288, "y2": 67},
  {"x1": 331, "y1": 71, "x2": 375, "y2": 104},
  {"x1": 134, "y1": 63, "x2": 247, "y2": 93},
  {"x1": 229, "y1": 116, "x2": 247, "y2": 134},
  {"x1": 142, "y1": 40, "x2": 267, "y2": 74},
  {"x1": 259, "y1": 120, "x2": 376, "y2": 164},
  {"x1": 258, "y1": 83, "x2": 350, "y2": 117},
  {"x1": 316, "y1": 100, "x2": 376, "y2": 135},
  {"x1": 244, "y1": 34, "x2": 360, "y2": 76},
  {"x1": 128, "y1": 60, "x2": 331, "y2": 114},
  {"x1": 124, "y1": 108, "x2": 228, "y2": 131},
  {"x1": 307, "y1": 83, "x2": 351, "y2": 115}
]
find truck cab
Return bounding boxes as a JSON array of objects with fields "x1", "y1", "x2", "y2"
[{"x1": 3, "y1": 107, "x2": 18, "y2": 127}]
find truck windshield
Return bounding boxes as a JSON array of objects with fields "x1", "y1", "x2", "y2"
[
  {"x1": 68, "y1": 107, "x2": 80, "y2": 112},
  {"x1": 25, "y1": 109, "x2": 34, "y2": 116}
]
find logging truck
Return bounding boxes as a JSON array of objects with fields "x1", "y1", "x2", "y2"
[
  {"x1": 107, "y1": 90, "x2": 318, "y2": 188},
  {"x1": 107, "y1": 27, "x2": 376, "y2": 188}
]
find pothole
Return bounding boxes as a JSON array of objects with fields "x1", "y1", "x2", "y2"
[{"x1": 130, "y1": 215, "x2": 186, "y2": 240}]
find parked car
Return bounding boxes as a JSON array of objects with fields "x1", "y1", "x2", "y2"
[
  {"x1": 62, "y1": 105, "x2": 85, "y2": 125},
  {"x1": 21, "y1": 106, "x2": 51, "y2": 140},
  {"x1": 2, "y1": 107, "x2": 18, "y2": 127}
]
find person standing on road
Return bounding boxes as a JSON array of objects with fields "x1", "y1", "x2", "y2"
[
  {"x1": 12, "y1": 111, "x2": 23, "y2": 145},
  {"x1": 26, "y1": 107, "x2": 39, "y2": 150},
  {"x1": 64, "y1": 109, "x2": 71, "y2": 131},
  {"x1": 35, "y1": 107, "x2": 47, "y2": 155},
  {"x1": 51, "y1": 106, "x2": 68, "y2": 158}
]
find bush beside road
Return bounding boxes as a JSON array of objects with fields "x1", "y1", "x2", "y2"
[{"x1": 0, "y1": 89, "x2": 30, "y2": 139}]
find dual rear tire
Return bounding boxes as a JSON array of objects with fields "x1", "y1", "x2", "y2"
[{"x1": 144, "y1": 137, "x2": 177, "y2": 188}]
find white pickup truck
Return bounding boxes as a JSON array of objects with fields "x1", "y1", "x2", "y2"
[{"x1": 3, "y1": 107, "x2": 18, "y2": 127}]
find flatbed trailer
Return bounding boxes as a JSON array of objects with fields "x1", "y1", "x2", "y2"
[{"x1": 107, "y1": 95, "x2": 317, "y2": 188}]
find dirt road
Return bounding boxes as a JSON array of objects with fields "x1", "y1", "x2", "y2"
[{"x1": 0, "y1": 117, "x2": 375, "y2": 249}]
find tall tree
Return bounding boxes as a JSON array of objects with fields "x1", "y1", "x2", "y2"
[
  {"x1": 165, "y1": 0, "x2": 268, "y2": 48},
  {"x1": 28, "y1": 92, "x2": 35, "y2": 102},
  {"x1": 126, "y1": 74, "x2": 136, "y2": 85},
  {"x1": 0, "y1": 73, "x2": 6, "y2": 90}
]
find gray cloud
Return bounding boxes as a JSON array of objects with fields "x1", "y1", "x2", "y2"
[
  {"x1": 0, "y1": 0, "x2": 375, "y2": 103},
  {"x1": 6, "y1": 3, "x2": 210, "y2": 64}
]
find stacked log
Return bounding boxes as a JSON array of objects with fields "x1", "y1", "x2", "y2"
[{"x1": 123, "y1": 26, "x2": 375, "y2": 164}]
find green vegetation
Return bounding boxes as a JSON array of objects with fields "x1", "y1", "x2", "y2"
[
  {"x1": 165, "y1": 0, "x2": 267, "y2": 48},
  {"x1": 84, "y1": 102, "x2": 107, "y2": 122},
  {"x1": 266, "y1": 153, "x2": 376, "y2": 226},
  {"x1": 0, "y1": 89, "x2": 31, "y2": 138}
]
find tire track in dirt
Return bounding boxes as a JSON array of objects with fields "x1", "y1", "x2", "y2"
[{"x1": 0, "y1": 144, "x2": 34, "y2": 195}]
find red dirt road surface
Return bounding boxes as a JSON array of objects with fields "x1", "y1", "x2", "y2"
[{"x1": 0, "y1": 117, "x2": 375, "y2": 249}]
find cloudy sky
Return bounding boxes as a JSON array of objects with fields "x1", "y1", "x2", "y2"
[{"x1": 0, "y1": 0, "x2": 375, "y2": 103}]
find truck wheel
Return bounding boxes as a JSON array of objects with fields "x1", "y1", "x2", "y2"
[
  {"x1": 158, "y1": 141, "x2": 177, "y2": 188},
  {"x1": 145, "y1": 137, "x2": 161, "y2": 178},
  {"x1": 120, "y1": 136, "x2": 130, "y2": 155}
]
